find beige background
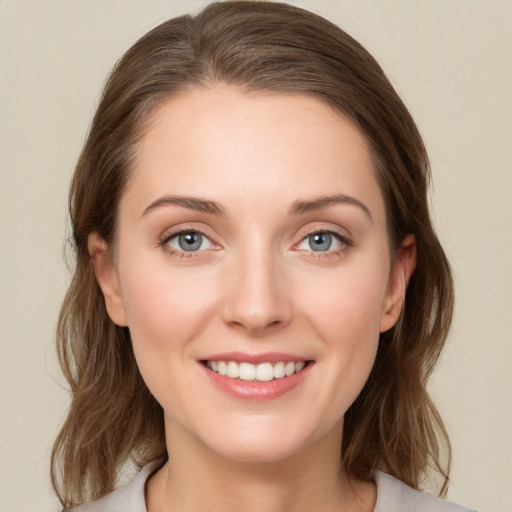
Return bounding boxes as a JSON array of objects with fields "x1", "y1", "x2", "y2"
[{"x1": 0, "y1": 1, "x2": 510, "y2": 510}]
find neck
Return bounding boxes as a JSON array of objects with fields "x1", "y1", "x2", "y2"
[{"x1": 146, "y1": 421, "x2": 376, "y2": 512}]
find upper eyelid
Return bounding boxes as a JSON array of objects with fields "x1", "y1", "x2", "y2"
[
  {"x1": 300, "y1": 227, "x2": 347, "y2": 238},
  {"x1": 296, "y1": 230, "x2": 351, "y2": 248},
  {"x1": 159, "y1": 229, "x2": 218, "y2": 258},
  {"x1": 160, "y1": 224, "x2": 216, "y2": 242},
  {"x1": 166, "y1": 230, "x2": 214, "y2": 251},
  {"x1": 296, "y1": 224, "x2": 352, "y2": 241},
  {"x1": 164, "y1": 229, "x2": 212, "y2": 242},
  {"x1": 294, "y1": 224, "x2": 355, "y2": 253}
]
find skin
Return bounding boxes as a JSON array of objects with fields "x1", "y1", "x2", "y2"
[{"x1": 89, "y1": 86, "x2": 416, "y2": 512}]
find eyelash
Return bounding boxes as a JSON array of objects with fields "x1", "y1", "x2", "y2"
[
  {"x1": 158, "y1": 227, "x2": 216, "y2": 259},
  {"x1": 158, "y1": 227, "x2": 353, "y2": 259},
  {"x1": 295, "y1": 228, "x2": 353, "y2": 259}
]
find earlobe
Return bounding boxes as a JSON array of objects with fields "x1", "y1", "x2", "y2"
[
  {"x1": 88, "y1": 232, "x2": 128, "y2": 327},
  {"x1": 379, "y1": 234, "x2": 417, "y2": 333}
]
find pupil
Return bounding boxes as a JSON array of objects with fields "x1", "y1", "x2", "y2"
[
  {"x1": 178, "y1": 232, "x2": 202, "y2": 251},
  {"x1": 310, "y1": 233, "x2": 331, "y2": 251}
]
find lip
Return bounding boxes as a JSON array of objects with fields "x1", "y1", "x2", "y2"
[
  {"x1": 199, "y1": 354, "x2": 313, "y2": 401},
  {"x1": 201, "y1": 352, "x2": 309, "y2": 364}
]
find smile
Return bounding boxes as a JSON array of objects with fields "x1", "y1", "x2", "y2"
[{"x1": 206, "y1": 360, "x2": 307, "y2": 382}]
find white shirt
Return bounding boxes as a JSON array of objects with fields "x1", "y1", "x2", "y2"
[{"x1": 72, "y1": 460, "x2": 476, "y2": 512}]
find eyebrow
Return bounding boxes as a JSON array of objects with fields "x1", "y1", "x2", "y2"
[
  {"x1": 142, "y1": 195, "x2": 224, "y2": 217},
  {"x1": 141, "y1": 193, "x2": 372, "y2": 221},
  {"x1": 289, "y1": 194, "x2": 373, "y2": 222}
]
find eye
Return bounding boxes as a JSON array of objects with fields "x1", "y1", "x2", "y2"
[
  {"x1": 166, "y1": 231, "x2": 214, "y2": 252},
  {"x1": 297, "y1": 231, "x2": 346, "y2": 252}
]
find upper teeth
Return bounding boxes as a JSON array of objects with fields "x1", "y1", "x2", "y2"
[{"x1": 207, "y1": 360, "x2": 306, "y2": 382}]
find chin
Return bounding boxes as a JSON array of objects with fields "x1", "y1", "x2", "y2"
[
  {"x1": 195, "y1": 417, "x2": 332, "y2": 465},
  {"x1": 210, "y1": 438, "x2": 307, "y2": 464}
]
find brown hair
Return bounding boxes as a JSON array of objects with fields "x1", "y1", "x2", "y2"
[{"x1": 52, "y1": 1, "x2": 454, "y2": 507}]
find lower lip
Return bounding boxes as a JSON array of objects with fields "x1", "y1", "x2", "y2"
[{"x1": 201, "y1": 362, "x2": 313, "y2": 401}]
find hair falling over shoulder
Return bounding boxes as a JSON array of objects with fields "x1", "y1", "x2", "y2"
[{"x1": 52, "y1": 1, "x2": 454, "y2": 507}]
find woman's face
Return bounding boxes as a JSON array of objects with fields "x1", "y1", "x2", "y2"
[{"x1": 92, "y1": 86, "x2": 413, "y2": 463}]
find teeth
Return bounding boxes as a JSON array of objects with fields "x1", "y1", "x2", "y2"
[
  {"x1": 226, "y1": 361, "x2": 239, "y2": 378},
  {"x1": 239, "y1": 362, "x2": 256, "y2": 381},
  {"x1": 273, "y1": 361, "x2": 285, "y2": 379},
  {"x1": 206, "y1": 360, "x2": 308, "y2": 381},
  {"x1": 256, "y1": 362, "x2": 274, "y2": 382},
  {"x1": 295, "y1": 361, "x2": 305, "y2": 372}
]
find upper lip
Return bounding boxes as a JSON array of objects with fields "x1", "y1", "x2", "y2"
[{"x1": 200, "y1": 352, "x2": 311, "y2": 364}]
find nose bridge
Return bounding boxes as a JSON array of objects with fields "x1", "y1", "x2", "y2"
[{"x1": 222, "y1": 232, "x2": 291, "y2": 334}]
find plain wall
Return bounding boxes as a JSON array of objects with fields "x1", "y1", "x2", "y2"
[{"x1": 0, "y1": 1, "x2": 510, "y2": 510}]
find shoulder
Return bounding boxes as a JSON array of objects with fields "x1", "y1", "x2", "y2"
[
  {"x1": 69, "y1": 460, "x2": 161, "y2": 512},
  {"x1": 374, "y1": 471, "x2": 477, "y2": 512}
]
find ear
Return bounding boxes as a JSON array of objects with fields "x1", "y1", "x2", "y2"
[
  {"x1": 379, "y1": 234, "x2": 417, "y2": 333},
  {"x1": 88, "y1": 232, "x2": 128, "y2": 327}
]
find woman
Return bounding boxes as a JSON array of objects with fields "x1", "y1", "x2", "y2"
[{"x1": 51, "y1": 1, "x2": 475, "y2": 511}]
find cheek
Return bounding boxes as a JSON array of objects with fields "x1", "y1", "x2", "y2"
[
  {"x1": 118, "y1": 263, "x2": 224, "y2": 416},
  {"x1": 298, "y1": 263, "x2": 388, "y2": 404},
  {"x1": 301, "y1": 262, "x2": 389, "y2": 341},
  {"x1": 118, "y1": 257, "x2": 221, "y2": 365},
  {"x1": 319, "y1": 280, "x2": 382, "y2": 376}
]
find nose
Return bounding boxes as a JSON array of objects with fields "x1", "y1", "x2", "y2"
[{"x1": 221, "y1": 245, "x2": 293, "y2": 336}]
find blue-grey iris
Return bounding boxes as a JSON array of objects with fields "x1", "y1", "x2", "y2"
[
  {"x1": 309, "y1": 233, "x2": 332, "y2": 251},
  {"x1": 178, "y1": 232, "x2": 203, "y2": 251}
]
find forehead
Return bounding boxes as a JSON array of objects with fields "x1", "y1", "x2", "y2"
[{"x1": 124, "y1": 86, "x2": 386, "y2": 223}]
